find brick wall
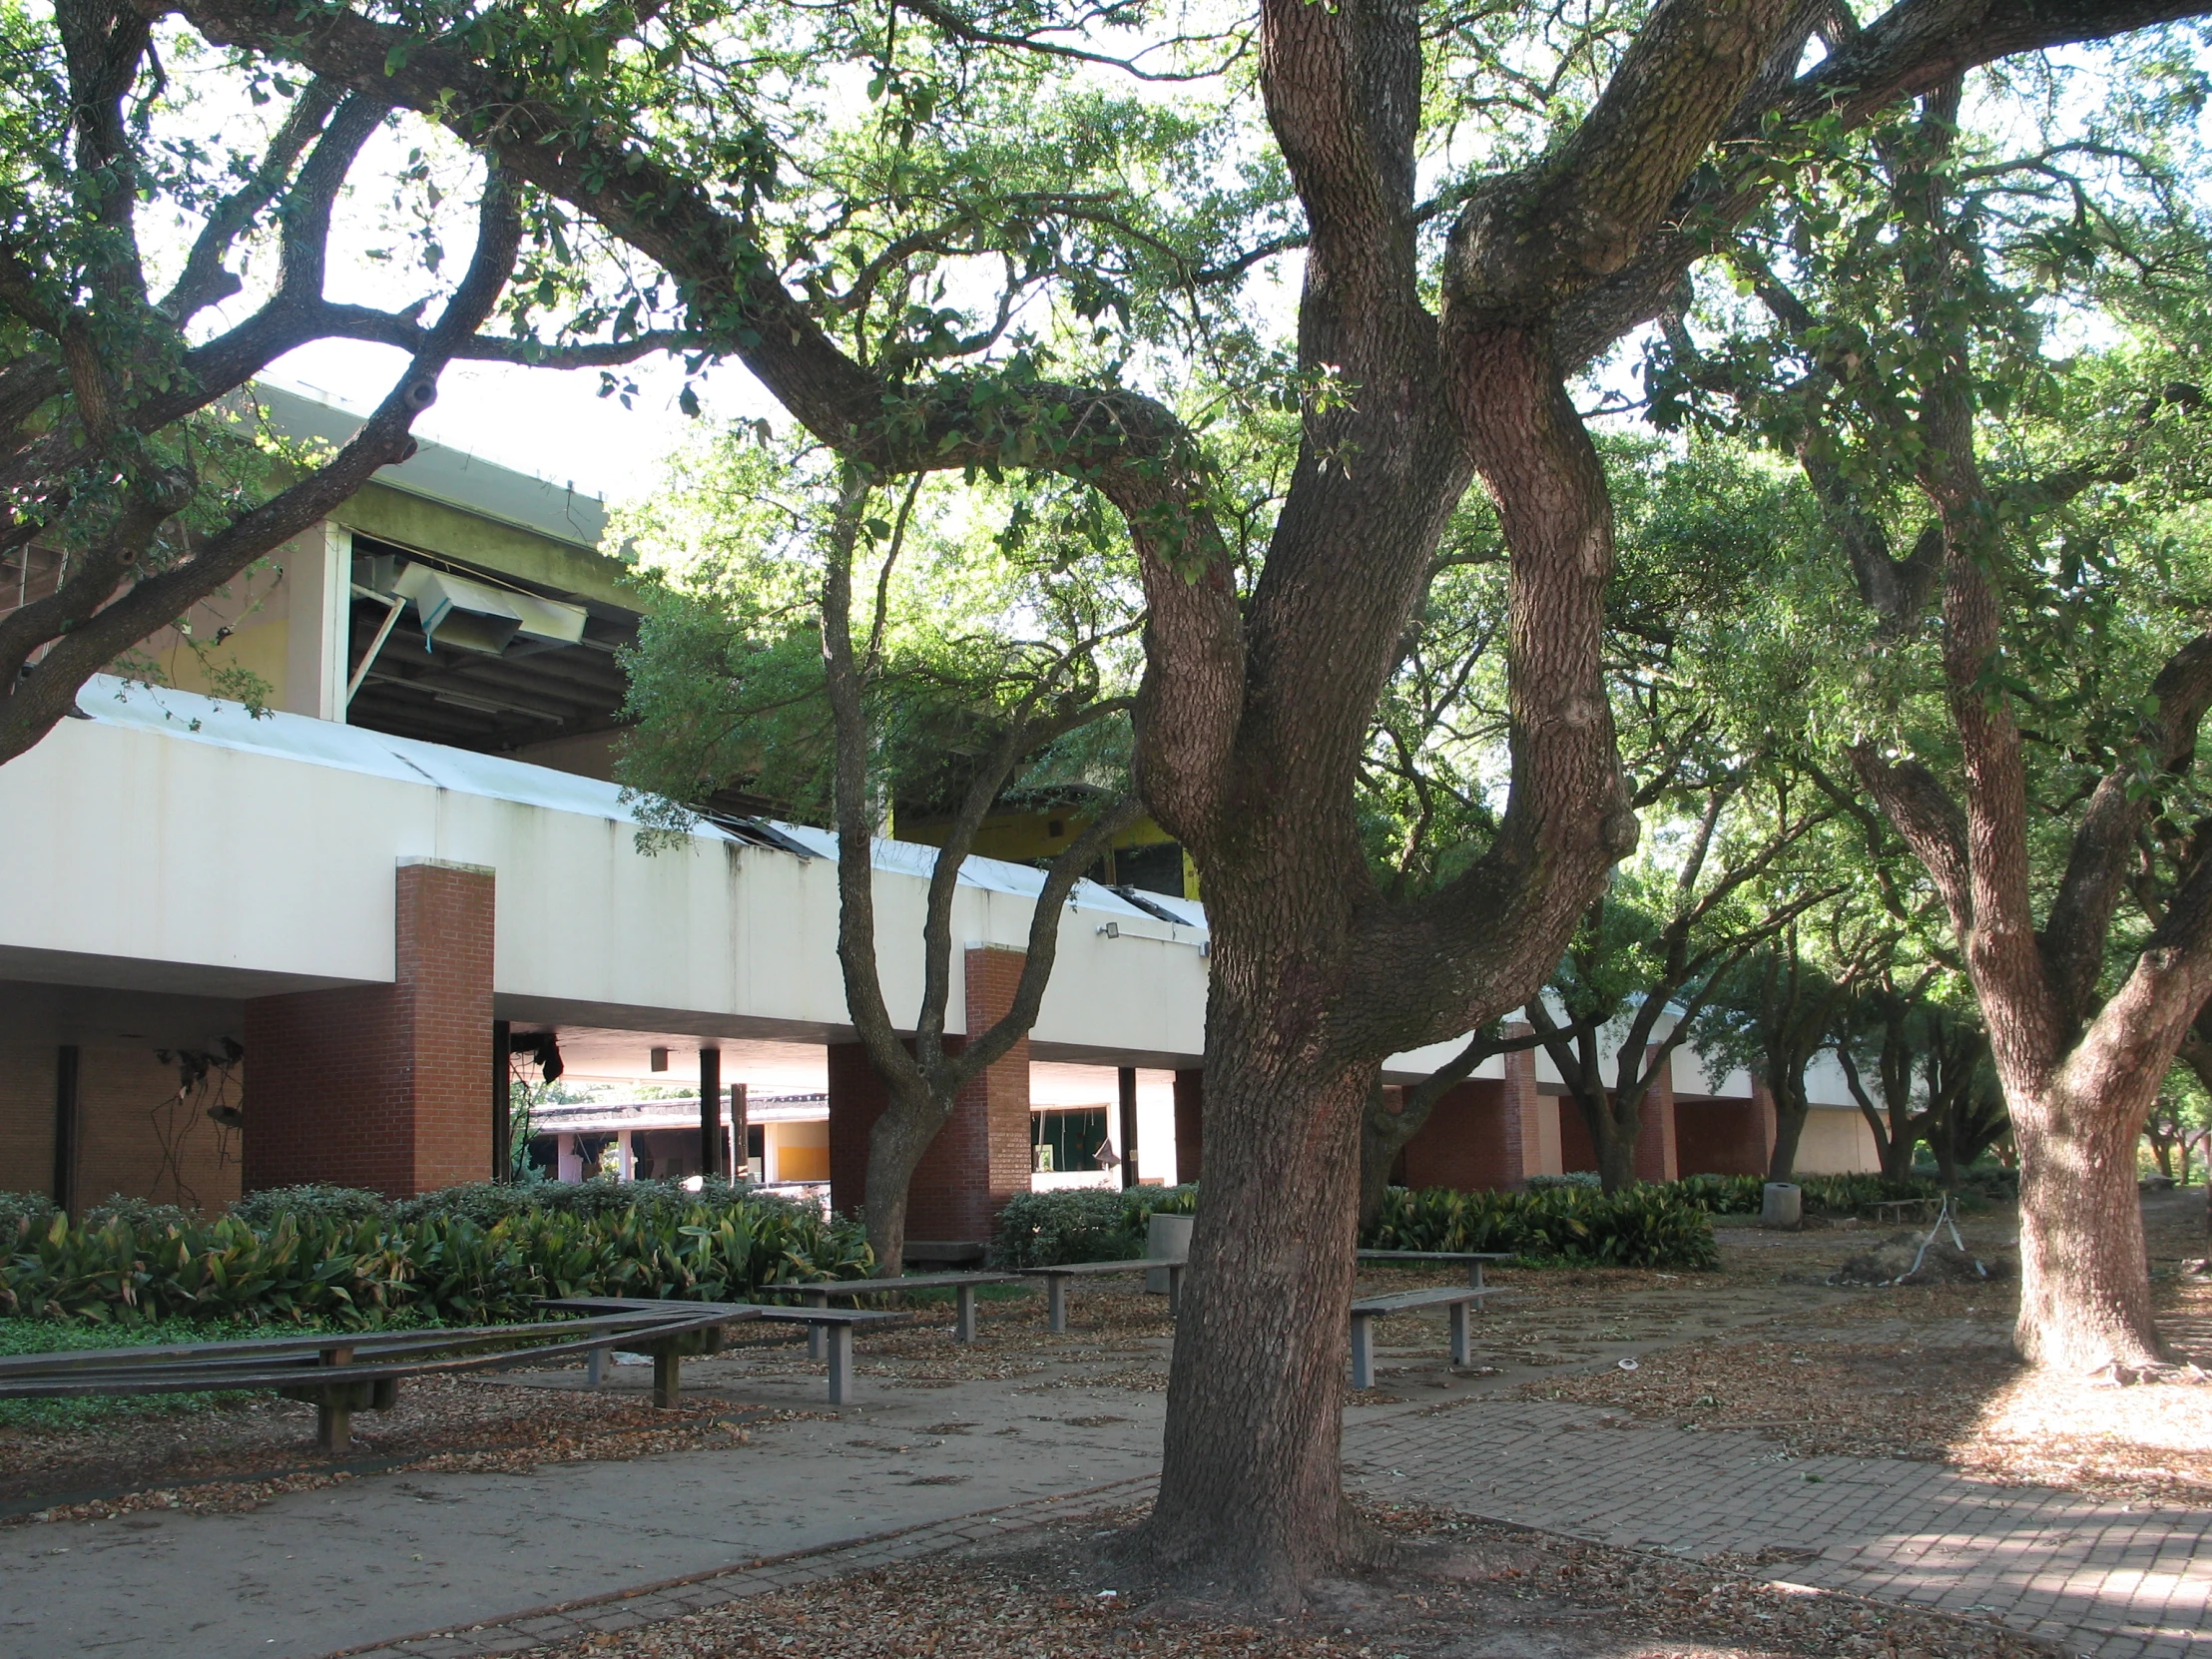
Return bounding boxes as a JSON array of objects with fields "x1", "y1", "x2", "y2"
[
  {"x1": 827, "y1": 945, "x2": 1033, "y2": 1243},
  {"x1": 1401, "y1": 1079, "x2": 1510, "y2": 1189},
  {"x1": 0, "y1": 1029, "x2": 56, "y2": 1201},
  {"x1": 1675, "y1": 1094, "x2": 1773, "y2": 1176},
  {"x1": 244, "y1": 859, "x2": 495, "y2": 1197},
  {"x1": 75, "y1": 1043, "x2": 243, "y2": 1212},
  {"x1": 0, "y1": 1025, "x2": 241, "y2": 1214}
]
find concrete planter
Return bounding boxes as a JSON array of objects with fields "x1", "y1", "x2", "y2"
[{"x1": 1145, "y1": 1213, "x2": 1193, "y2": 1294}]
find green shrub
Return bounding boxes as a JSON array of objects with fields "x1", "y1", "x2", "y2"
[
  {"x1": 82, "y1": 1194, "x2": 201, "y2": 1233},
  {"x1": 228, "y1": 1185, "x2": 389, "y2": 1230},
  {"x1": 0, "y1": 1192, "x2": 57, "y2": 1242},
  {"x1": 990, "y1": 1189, "x2": 1146, "y2": 1268},
  {"x1": 0, "y1": 1191, "x2": 872, "y2": 1328},
  {"x1": 986, "y1": 1183, "x2": 1201, "y2": 1267},
  {"x1": 1526, "y1": 1172, "x2": 1602, "y2": 1191},
  {"x1": 1672, "y1": 1174, "x2": 1766, "y2": 1215},
  {"x1": 1366, "y1": 1184, "x2": 1721, "y2": 1269}
]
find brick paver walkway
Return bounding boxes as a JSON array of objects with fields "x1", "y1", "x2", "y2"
[{"x1": 1344, "y1": 1398, "x2": 2212, "y2": 1659}]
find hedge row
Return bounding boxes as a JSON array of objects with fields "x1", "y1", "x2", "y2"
[
  {"x1": 992, "y1": 1180, "x2": 1719, "y2": 1270},
  {"x1": 0, "y1": 1189, "x2": 872, "y2": 1327},
  {"x1": 1670, "y1": 1168, "x2": 2015, "y2": 1217},
  {"x1": 1366, "y1": 1184, "x2": 1719, "y2": 1268}
]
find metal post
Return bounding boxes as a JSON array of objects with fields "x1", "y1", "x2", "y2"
[
  {"x1": 699, "y1": 1047, "x2": 723, "y2": 1179},
  {"x1": 51, "y1": 1045, "x2": 80, "y2": 1216},
  {"x1": 1117, "y1": 1066, "x2": 1139, "y2": 1190},
  {"x1": 585, "y1": 1348, "x2": 606, "y2": 1387},
  {"x1": 1047, "y1": 1275, "x2": 1067, "y2": 1334},
  {"x1": 491, "y1": 1019, "x2": 512, "y2": 1182},
  {"x1": 806, "y1": 1290, "x2": 829, "y2": 1360},
  {"x1": 1449, "y1": 1300, "x2": 1471, "y2": 1368},
  {"x1": 731, "y1": 1082, "x2": 749, "y2": 1180},
  {"x1": 827, "y1": 1324, "x2": 854, "y2": 1406},
  {"x1": 1350, "y1": 1315, "x2": 1375, "y2": 1389}
]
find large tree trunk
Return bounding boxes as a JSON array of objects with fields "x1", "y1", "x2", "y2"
[
  {"x1": 858, "y1": 1081, "x2": 955, "y2": 1278},
  {"x1": 2010, "y1": 1069, "x2": 2165, "y2": 1373},
  {"x1": 1766, "y1": 1073, "x2": 1810, "y2": 1181},
  {"x1": 1147, "y1": 967, "x2": 1380, "y2": 1598},
  {"x1": 1577, "y1": 1091, "x2": 1639, "y2": 1192}
]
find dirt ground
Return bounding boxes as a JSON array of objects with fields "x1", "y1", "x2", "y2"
[
  {"x1": 5, "y1": 1191, "x2": 2206, "y2": 1524},
  {"x1": 1512, "y1": 1190, "x2": 2212, "y2": 1506},
  {"x1": 527, "y1": 1502, "x2": 2058, "y2": 1659}
]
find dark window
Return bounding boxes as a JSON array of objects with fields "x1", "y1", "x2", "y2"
[
  {"x1": 1032, "y1": 1108, "x2": 1109, "y2": 1172},
  {"x1": 1114, "y1": 840, "x2": 1186, "y2": 898}
]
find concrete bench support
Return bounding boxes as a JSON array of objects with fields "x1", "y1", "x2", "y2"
[
  {"x1": 1348, "y1": 1287, "x2": 1501, "y2": 1387},
  {"x1": 1022, "y1": 1259, "x2": 1185, "y2": 1335}
]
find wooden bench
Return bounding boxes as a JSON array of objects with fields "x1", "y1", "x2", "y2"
[
  {"x1": 780, "y1": 1271, "x2": 1024, "y2": 1344},
  {"x1": 0, "y1": 1306, "x2": 756, "y2": 1451},
  {"x1": 1348, "y1": 1286, "x2": 1504, "y2": 1388},
  {"x1": 1019, "y1": 1258, "x2": 1186, "y2": 1333},
  {"x1": 544, "y1": 1296, "x2": 904, "y2": 1407},
  {"x1": 1357, "y1": 1249, "x2": 1513, "y2": 1293}
]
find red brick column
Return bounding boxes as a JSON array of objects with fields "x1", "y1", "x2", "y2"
[
  {"x1": 1498, "y1": 1027, "x2": 1552, "y2": 1184},
  {"x1": 243, "y1": 858, "x2": 495, "y2": 1197},
  {"x1": 1634, "y1": 1046, "x2": 1680, "y2": 1184},
  {"x1": 827, "y1": 946, "x2": 1033, "y2": 1243},
  {"x1": 1173, "y1": 1067, "x2": 1204, "y2": 1184}
]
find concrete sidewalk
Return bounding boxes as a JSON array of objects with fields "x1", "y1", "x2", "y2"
[{"x1": 0, "y1": 1364, "x2": 1167, "y2": 1659}]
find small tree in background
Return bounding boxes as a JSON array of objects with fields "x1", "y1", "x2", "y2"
[{"x1": 619, "y1": 437, "x2": 1141, "y2": 1273}]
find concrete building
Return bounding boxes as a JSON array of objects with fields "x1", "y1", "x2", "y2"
[{"x1": 0, "y1": 386, "x2": 1877, "y2": 1231}]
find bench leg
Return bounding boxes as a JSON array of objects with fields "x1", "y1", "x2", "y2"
[
  {"x1": 807, "y1": 1291, "x2": 829, "y2": 1360},
  {"x1": 956, "y1": 1285, "x2": 978, "y2": 1344},
  {"x1": 1167, "y1": 1263, "x2": 1183, "y2": 1319},
  {"x1": 1469, "y1": 1263, "x2": 1486, "y2": 1296},
  {"x1": 826, "y1": 1324, "x2": 854, "y2": 1406},
  {"x1": 653, "y1": 1345, "x2": 681, "y2": 1408},
  {"x1": 1350, "y1": 1313, "x2": 1375, "y2": 1390},
  {"x1": 1047, "y1": 1277, "x2": 1067, "y2": 1335},
  {"x1": 1449, "y1": 1300, "x2": 1471, "y2": 1368},
  {"x1": 586, "y1": 1348, "x2": 606, "y2": 1387},
  {"x1": 317, "y1": 1399, "x2": 351, "y2": 1454}
]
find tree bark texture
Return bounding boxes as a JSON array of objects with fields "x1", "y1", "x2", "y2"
[{"x1": 161, "y1": 0, "x2": 2212, "y2": 1588}]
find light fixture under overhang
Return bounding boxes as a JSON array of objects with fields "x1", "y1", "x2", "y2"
[{"x1": 392, "y1": 563, "x2": 587, "y2": 657}]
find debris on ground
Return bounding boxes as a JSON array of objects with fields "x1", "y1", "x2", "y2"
[
  {"x1": 1830, "y1": 1231, "x2": 2012, "y2": 1287},
  {"x1": 520, "y1": 1503, "x2": 2058, "y2": 1659}
]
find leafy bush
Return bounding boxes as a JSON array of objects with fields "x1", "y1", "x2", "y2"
[
  {"x1": 1366, "y1": 1185, "x2": 1720, "y2": 1269},
  {"x1": 1526, "y1": 1172, "x2": 1602, "y2": 1192},
  {"x1": 387, "y1": 1175, "x2": 807, "y2": 1228},
  {"x1": 987, "y1": 1183, "x2": 1200, "y2": 1267},
  {"x1": 1672, "y1": 1174, "x2": 1766, "y2": 1215},
  {"x1": 0, "y1": 1192, "x2": 57, "y2": 1242},
  {"x1": 228, "y1": 1185, "x2": 390, "y2": 1230},
  {"x1": 82, "y1": 1195, "x2": 201, "y2": 1233},
  {"x1": 0, "y1": 1191, "x2": 872, "y2": 1328},
  {"x1": 990, "y1": 1189, "x2": 1146, "y2": 1268}
]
